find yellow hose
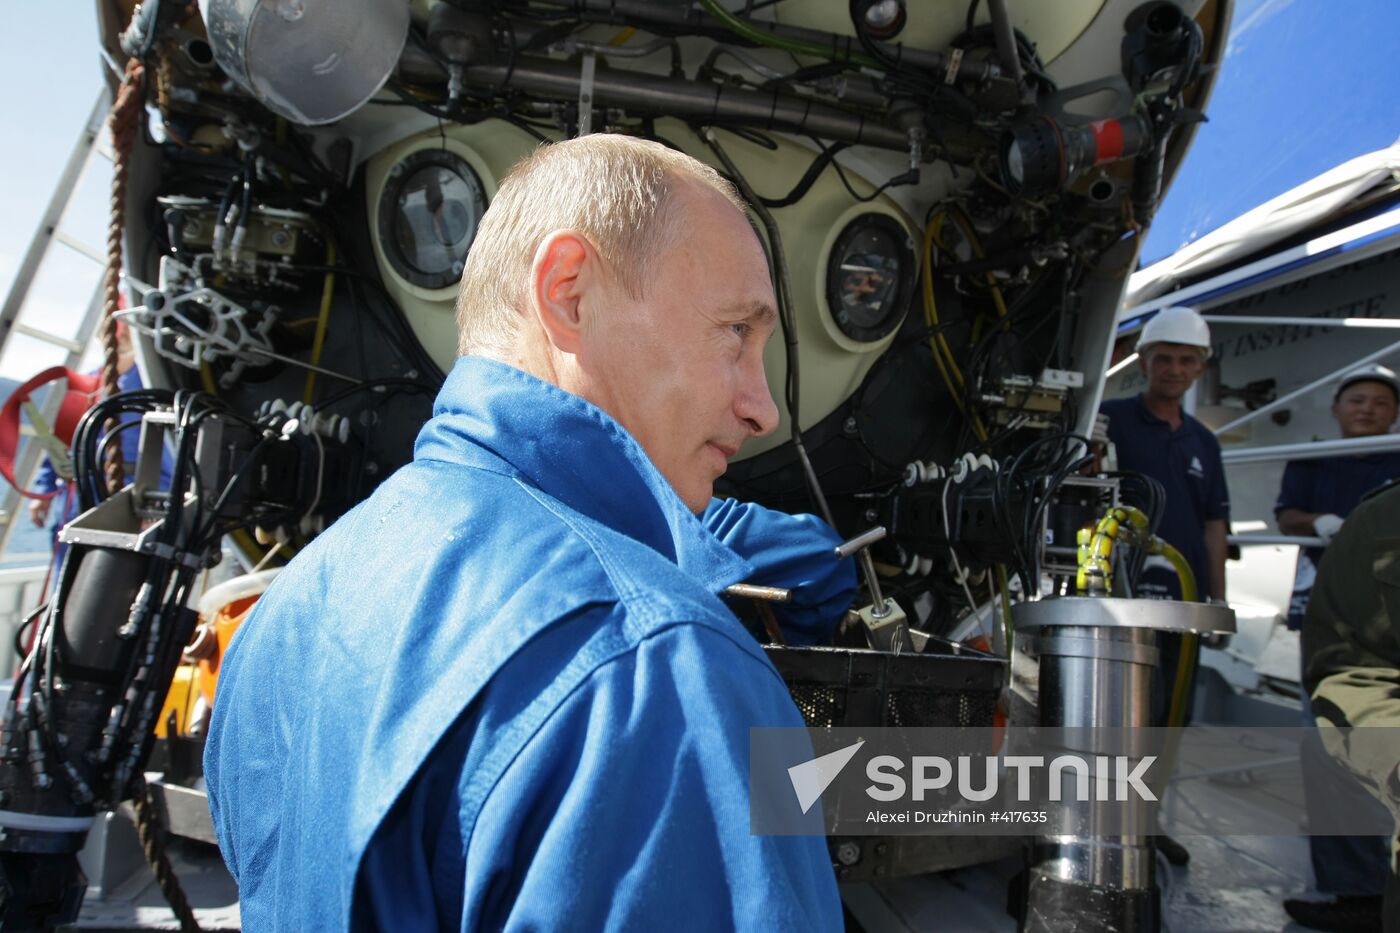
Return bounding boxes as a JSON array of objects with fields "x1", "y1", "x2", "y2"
[
  {"x1": 1149, "y1": 538, "x2": 1198, "y2": 603},
  {"x1": 1146, "y1": 537, "x2": 1200, "y2": 729},
  {"x1": 1074, "y1": 504, "x2": 1151, "y2": 595},
  {"x1": 948, "y1": 206, "x2": 1010, "y2": 322},
  {"x1": 922, "y1": 216, "x2": 988, "y2": 441},
  {"x1": 302, "y1": 241, "x2": 337, "y2": 404}
]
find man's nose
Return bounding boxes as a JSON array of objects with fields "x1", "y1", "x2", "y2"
[{"x1": 737, "y1": 356, "x2": 780, "y2": 438}]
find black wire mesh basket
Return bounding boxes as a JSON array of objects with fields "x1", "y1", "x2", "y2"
[
  {"x1": 765, "y1": 642, "x2": 1013, "y2": 882},
  {"x1": 764, "y1": 641, "x2": 1006, "y2": 729}
]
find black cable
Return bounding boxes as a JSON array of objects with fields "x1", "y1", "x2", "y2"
[
  {"x1": 193, "y1": 433, "x2": 278, "y2": 544},
  {"x1": 295, "y1": 264, "x2": 445, "y2": 384},
  {"x1": 502, "y1": 114, "x2": 552, "y2": 144},
  {"x1": 756, "y1": 141, "x2": 848, "y2": 208},
  {"x1": 830, "y1": 157, "x2": 906, "y2": 204},
  {"x1": 94, "y1": 419, "x2": 146, "y2": 477},
  {"x1": 313, "y1": 378, "x2": 436, "y2": 410},
  {"x1": 11, "y1": 602, "x2": 46, "y2": 665},
  {"x1": 701, "y1": 127, "x2": 837, "y2": 529},
  {"x1": 965, "y1": 0, "x2": 981, "y2": 33}
]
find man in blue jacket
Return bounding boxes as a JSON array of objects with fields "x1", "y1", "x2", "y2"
[{"x1": 205, "y1": 135, "x2": 854, "y2": 930}]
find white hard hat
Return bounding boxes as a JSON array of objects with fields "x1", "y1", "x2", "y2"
[
  {"x1": 1335, "y1": 363, "x2": 1400, "y2": 401},
  {"x1": 1135, "y1": 306, "x2": 1211, "y2": 358}
]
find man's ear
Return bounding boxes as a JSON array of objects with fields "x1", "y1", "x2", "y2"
[{"x1": 530, "y1": 230, "x2": 594, "y2": 355}]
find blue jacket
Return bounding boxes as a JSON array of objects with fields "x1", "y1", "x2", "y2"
[{"x1": 206, "y1": 357, "x2": 853, "y2": 931}]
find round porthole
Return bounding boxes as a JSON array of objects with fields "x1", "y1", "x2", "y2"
[
  {"x1": 377, "y1": 149, "x2": 487, "y2": 290},
  {"x1": 824, "y1": 214, "x2": 914, "y2": 343}
]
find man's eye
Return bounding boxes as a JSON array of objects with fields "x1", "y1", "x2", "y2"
[{"x1": 731, "y1": 322, "x2": 751, "y2": 338}]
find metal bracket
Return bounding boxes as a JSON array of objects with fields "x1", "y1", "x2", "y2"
[{"x1": 577, "y1": 52, "x2": 597, "y2": 136}]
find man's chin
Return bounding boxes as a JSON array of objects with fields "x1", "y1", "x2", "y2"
[{"x1": 679, "y1": 479, "x2": 715, "y2": 514}]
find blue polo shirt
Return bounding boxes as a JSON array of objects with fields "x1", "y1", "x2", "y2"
[
  {"x1": 1275, "y1": 451, "x2": 1400, "y2": 566},
  {"x1": 1100, "y1": 394, "x2": 1230, "y2": 600}
]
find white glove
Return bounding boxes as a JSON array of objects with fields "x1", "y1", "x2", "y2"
[
  {"x1": 1312, "y1": 513, "x2": 1344, "y2": 544},
  {"x1": 1091, "y1": 413, "x2": 1111, "y2": 445}
]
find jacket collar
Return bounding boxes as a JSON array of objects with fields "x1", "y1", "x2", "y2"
[{"x1": 414, "y1": 356, "x2": 753, "y2": 594}]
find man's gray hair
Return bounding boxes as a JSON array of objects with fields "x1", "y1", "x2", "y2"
[{"x1": 455, "y1": 134, "x2": 747, "y2": 357}]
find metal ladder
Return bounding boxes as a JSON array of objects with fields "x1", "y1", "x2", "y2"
[{"x1": 0, "y1": 87, "x2": 115, "y2": 563}]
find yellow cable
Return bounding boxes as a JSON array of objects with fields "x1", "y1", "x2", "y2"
[
  {"x1": 949, "y1": 207, "x2": 1010, "y2": 322},
  {"x1": 1149, "y1": 537, "x2": 1200, "y2": 729},
  {"x1": 609, "y1": 26, "x2": 637, "y2": 45},
  {"x1": 922, "y1": 221, "x2": 962, "y2": 402},
  {"x1": 922, "y1": 215, "x2": 988, "y2": 440},
  {"x1": 1150, "y1": 539, "x2": 1198, "y2": 603},
  {"x1": 302, "y1": 241, "x2": 337, "y2": 404},
  {"x1": 1075, "y1": 505, "x2": 1153, "y2": 595}
]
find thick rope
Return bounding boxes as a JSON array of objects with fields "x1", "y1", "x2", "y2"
[
  {"x1": 130, "y1": 774, "x2": 201, "y2": 932},
  {"x1": 105, "y1": 25, "x2": 201, "y2": 930},
  {"x1": 101, "y1": 57, "x2": 146, "y2": 495}
]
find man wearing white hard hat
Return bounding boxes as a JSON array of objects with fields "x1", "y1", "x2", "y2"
[
  {"x1": 1277, "y1": 363, "x2": 1400, "y2": 579},
  {"x1": 1275, "y1": 363, "x2": 1400, "y2": 933},
  {"x1": 1102, "y1": 305, "x2": 1229, "y2": 606},
  {"x1": 1100, "y1": 305, "x2": 1229, "y2": 866}
]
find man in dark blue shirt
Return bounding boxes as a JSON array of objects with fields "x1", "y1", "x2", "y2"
[
  {"x1": 1101, "y1": 306, "x2": 1230, "y2": 604},
  {"x1": 1276, "y1": 364, "x2": 1400, "y2": 933},
  {"x1": 1277, "y1": 364, "x2": 1400, "y2": 624},
  {"x1": 1100, "y1": 305, "x2": 1228, "y2": 868}
]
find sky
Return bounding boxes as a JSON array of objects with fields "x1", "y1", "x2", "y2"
[
  {"x1": 1142, "y1": 0, "x2": 1400, "y2": 263},
  {"x1": 0, "y1": 7, "x2": 109, "y2": 381}
]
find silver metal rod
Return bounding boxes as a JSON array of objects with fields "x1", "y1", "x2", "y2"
[
  {"x1": 1221, "y1": 432, "x2": 1400, "y2": 464},
  {"x1": 834, "y1": 525, "x2": 887, "y2": 559},
  {"x1": 1212, "y1": 335, "x2": 1400, "y2": 436},
  {"x1": 858, "y1": 550, "x2": 888, "y2": 616},
  {"x1": 244, "y1": 347, "x2": 362, "y2": 384},
  {"x1": 529, "y1": 0, "x2": 1000, "y2": 81},
  {"x1": 562, "y1": 37, "x2": 676, "y2": 59},
  {"x1": 985, "y1": 0, "x2": 1025, "y2": 86},
  {"x1": 1200, "y1": 315, "x2": 1400, "y2": 329},
  {"x1": 1228, "y1": 534, "x2": 1325, "y2": 547},
  {"x1": 833, "y1": 526, "x2": 890, "y2": 617},
  {"x1": 722, "y1": 583, "x2": 793, "y2": 602},
  {"x1": 462, "y1": 56, "x2": 909, "y2": 150}
]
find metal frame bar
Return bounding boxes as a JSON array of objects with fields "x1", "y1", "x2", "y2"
[
  {"x1": 1212, "y1": 336, "x2": 1400, "y2": 436},
  {"x1": 0, "y1": 280, "x2": 105, "y2": 559},
  {"x1": 1229, "y1": 534, "x2": 1324, "y2": 547},
  {"x1": 1200, "y1": 314, "x2": 1400, "y2": 329},
  {"x1": 0, "y1": 90, "x2": 109, "y2": 357},
  {"x1": 1222, "y1": 433, "x2": 1400, "y2": 464},
  {"x1": 1125, "y1": 207, "x2": 1400, "y2": 323}
]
